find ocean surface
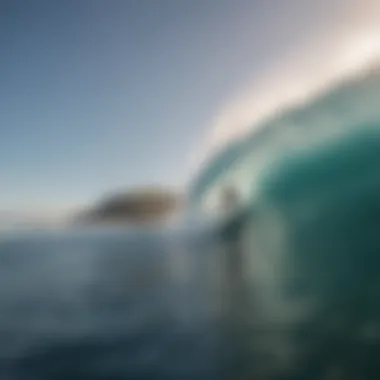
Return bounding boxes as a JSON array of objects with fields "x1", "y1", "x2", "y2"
[
  {"x1": 0, "y1": 226, "x2": 239, "y2": 380},
  {"x1": 2, "y1": 193, "x2": 380, "y2": 380}
]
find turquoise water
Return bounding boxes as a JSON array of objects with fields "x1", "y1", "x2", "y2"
[
  {"x1": 190, "y1": 66, "x2": 380, "y2": 209},
  {"x1": 188, "y1": 65, "x2": 380, "y2": 379}
]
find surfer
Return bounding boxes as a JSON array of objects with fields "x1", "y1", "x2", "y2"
[
  {"x1": 221, "y1": 184, "x2": 239, "y2": 216},
  {"x1": 219, "y1": 184, "x2": 251, "y2": 379},
  {"x1": 219, "y1": 183, "x2": 244, "y2": 280}
]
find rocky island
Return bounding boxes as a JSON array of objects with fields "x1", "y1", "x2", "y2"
[{"x1": 77, "y1": 187, "x2": 183, "y2": 226}]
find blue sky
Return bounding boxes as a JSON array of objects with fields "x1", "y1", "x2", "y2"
[{"x1": 0, "y1": 0, "x2": 378, "y2": 215}]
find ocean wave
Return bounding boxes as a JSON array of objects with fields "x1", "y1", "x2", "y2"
[{"x1": 190, "y1": 62, "x2": 380, "y2": 209}]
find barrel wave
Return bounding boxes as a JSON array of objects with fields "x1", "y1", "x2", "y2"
[
  {"x1": 190, "y1": 64, "x2": 380, "y2": 212},
  {"x1": 189, "y1": 64, "x2": 380, "y2": 379}
]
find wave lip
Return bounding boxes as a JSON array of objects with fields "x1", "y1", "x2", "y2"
[{"x1": 189, "y1": 62, "x2": 380, "y2": 212}]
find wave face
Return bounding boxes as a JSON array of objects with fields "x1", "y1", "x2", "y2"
[
  {"x1": 189, "y1": 65, "x2": 380, "y2": 211},
  {"x1": 188, "y1": 65, "x2": 380, "y2": 378}
]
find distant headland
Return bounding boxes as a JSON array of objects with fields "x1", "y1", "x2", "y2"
[{"x1": 76, "y1": 187, "x2": 183, "y2": 226}]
